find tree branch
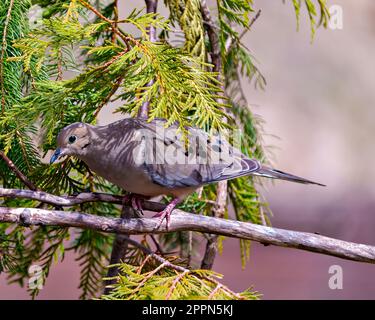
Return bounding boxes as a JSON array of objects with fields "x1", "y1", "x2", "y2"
[
  {"x1": 145, "y1": 0, "x2": 158, "y2": 43},
  {"x1": 93, "y1": 75, "x2": 124, "y2": 118},
  {"x1": 200, "y1": 0, "x2": 221, "y2": 74},
  {"x1": 77, "y1": 0, "x2": 132, "y2": 48},
  {"x1": 225, "y1": 9, "x2": 262, "y2": 53},
  {"x1": 200, "y1": 0, "x2": 227, "y2": 270},
  {"x1": 103, "y1": 204, "x2": 134, "y2": 294},
  {"x1": 138, "y1": 0, "x2": 158, "y2": 118},
  {"x1": 0, "y1": 188, "x2": 375, "y2": 264},
  {"x1": 201, "y1": 180, "x2": 226, "y2": 270},
  {"x1": 0, "y1": 152, "x2": 38, "y2": 191},
  {"x1": 111, "y1": 0, "x2": 119, "y2": 43}
]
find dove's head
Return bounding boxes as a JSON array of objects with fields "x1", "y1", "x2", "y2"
[{"x1": 50, "y1": 122, "x2": 92, "y2": 164}]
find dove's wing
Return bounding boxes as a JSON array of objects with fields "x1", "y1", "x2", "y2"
[{"x1": 134, "y1": 119, "x2": 260, "y2": 189}]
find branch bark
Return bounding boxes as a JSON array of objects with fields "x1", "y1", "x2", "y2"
[
  {"x1": 225, "y1": 9, "x2": 261, "y2": 52},
  {"x1": 93, "y1": 75, "x2": 124, "y2": 118},
  {"x1": 111, "y1": 0, "x2": 119, "y2": 43},
  {"x1": 201, "y1": 0, "x2": 221, "y2": 73},
  {"x1": 1, "y1": 188, "x2": 375, "y2": 264},
  {"x1": 138, "y1": 0, "x2": 158, "y2": 118},
  {"x1": 201, "y1": 180, "x2": 226, "y2": 270},
  {"x1": 0, "y1": 152, "x2": 38, "y2": 191},
  {"x1": 103, "y1": 204, "x2": 134, "y2": 294}
]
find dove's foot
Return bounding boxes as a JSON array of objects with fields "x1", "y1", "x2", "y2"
[
  {"x1": 123, "y1": 194, "x2": 148, "y2": 214},
  {"x1": 153, "y1": 198, "x2": 180, "y2": 230},
  {"x1": 131, "y1": 196, "x2": 144, "y2": 214}
]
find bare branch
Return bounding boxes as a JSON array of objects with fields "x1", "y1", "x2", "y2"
[
  {"x1": 56, "y1": 48, "x2": 63, "y2": 81},
  {"x1": 200, "y1": 0, "x2": 221, "y2": 74},
  {"x1": 0, "y1": 187, "x2": 117, "y2": 205},
  {"x1": 225, "y1": 9, "x2": 262, "y2": 52},
  {"x1": 0, "y1": 193, "x2": 374, "y2": 264},
  {"x1": 240, "y1": 9, "x2": 262, "y2": 40},
  {"x1": 145, "y1": 0, "x2": 158, "y2": 43},
  {"x1": 93, "y1": 75, "x2": 124, "y2": 118},
  {"x1": 201, "y1": 180, "x2": 227, "y2": 269},
  {"x1": 0, "y1": 153, "x2": 38, "y2": 191},
  {"x1": 111, "y1": 0, "x2": 119, "y2": 43},
  {"x1": 78, "y1": 0, "x2": 113, "y2": 24},
  {"x1": 138, "y1": 0, "x2": 158, "y2": 118}
]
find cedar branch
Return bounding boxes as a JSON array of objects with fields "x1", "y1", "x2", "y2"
[{"x1": 0, "y1": 153, "x2": 38, "y2": 191}]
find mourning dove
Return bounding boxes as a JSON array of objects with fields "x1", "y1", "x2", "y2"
[{"x1": 50, "y1": 118, "x2": 324, "y2": 228}]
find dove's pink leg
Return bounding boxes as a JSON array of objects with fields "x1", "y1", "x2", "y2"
[{"x1": 153, "y1": 198, "x2": 181, "y2": 230}]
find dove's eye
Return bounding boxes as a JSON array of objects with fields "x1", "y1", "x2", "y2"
[{"x1": 68, "y1": 135, "x2": 77, "y2": 144}]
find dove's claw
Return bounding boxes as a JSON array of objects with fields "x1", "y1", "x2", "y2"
[
  {"x1": 152, "y1": 198, "x2": 180, "y2": 230},
  {"x1": 131, "y1": 196, "x2": 144, "y2": 214},
  {"x1": 122, "y1": 194, "x2": 148, "y2": 214},
  {"x1": 153, "y1": 210, "x2": 171, "y2": 230}
]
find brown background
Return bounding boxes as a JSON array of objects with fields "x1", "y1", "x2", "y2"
[{"x1": 1, "y1": 0, "x2": 375, "y2": 299}]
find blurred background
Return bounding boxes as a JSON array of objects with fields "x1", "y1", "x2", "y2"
[{"x1": 1, "y1": 0, "x2": 375, "y2": 299}]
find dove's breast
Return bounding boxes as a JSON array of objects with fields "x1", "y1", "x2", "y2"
[{"x1": 80, "y1": 153, "x2": 165, "y2": 196}]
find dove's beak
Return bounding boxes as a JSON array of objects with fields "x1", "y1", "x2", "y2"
[{"x1": 50, "y1": 148, "x2": 63, "y2": 164}]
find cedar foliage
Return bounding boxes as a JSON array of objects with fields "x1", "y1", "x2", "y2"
[{"x1": 0, "y1": 0, "x2": 329, "y2": 299}]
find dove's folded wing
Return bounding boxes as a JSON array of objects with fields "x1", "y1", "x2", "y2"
[{"x1": 138, "y1": 121, "x2": 261, "y2": 189}]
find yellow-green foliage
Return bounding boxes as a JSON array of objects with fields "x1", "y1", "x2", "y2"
[{"x1": 101, "y1": 259, "x2": 260, "y2": 300}]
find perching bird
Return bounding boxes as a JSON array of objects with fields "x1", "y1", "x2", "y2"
[{"x1": 50, "y1": 118, "x2": 324, "y2": 228}]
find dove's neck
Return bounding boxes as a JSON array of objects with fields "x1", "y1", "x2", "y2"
[
  {"x1": 74, "y1": 125, "x2": 104, "y2": 161},
  {"x1": 76, "y1": 122, "x2": 133, "y2": 165}
]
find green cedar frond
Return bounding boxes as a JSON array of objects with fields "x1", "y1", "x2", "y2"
[
  {"x1": 9, "y1": 17, "x2": 108, "y2": 75},
  {"x1": 6, "y1": 226, "x2": 69, "y2": 297},
  {"x1": 117, "y1": 42, "x2": 228, "y2": 132},
  {"x1": 288, "y1": 0, "x2": 330, "y2": 40},
  {"x1": 121, "y1": 8, "x2": 170, "y2": 39},
  {"x1": 101, "y1": 257, "x2": 260, "y2": 300},
  {"x1": 217, "y1": 0, "x2": 254, "y2": 52},
  {"x1": 31, "y1": 0, "x2": 72, "y2": 19},
  {"x1": 72, "y1": 229, "x2": 112, "y2": 299},
  {"x1": 0, "y1": 226, "x2": 19, "y2": 273},
  {"x1": 0, "y1": 0, "x2": 31, "y2": 110},
  {"x1": 165, "y1": 0, "x2": 206, "y2": 61}
]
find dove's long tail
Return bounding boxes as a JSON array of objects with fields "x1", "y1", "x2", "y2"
[{"x1": 252, "y1": 165, "x2": 326, "y2": 187}]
